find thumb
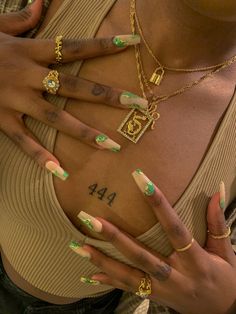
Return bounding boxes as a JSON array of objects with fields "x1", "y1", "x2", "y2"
[
  {"x1": 206, "y1": 182, "x2": 234, "y2": 264},
  {"x1": 0, "y1": 0, "x2": 43, "y2": 36}
]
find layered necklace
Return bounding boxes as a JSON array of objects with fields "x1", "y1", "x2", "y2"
[{"x1": 117, "y1": 0, "x2": 236, "y2": 143}]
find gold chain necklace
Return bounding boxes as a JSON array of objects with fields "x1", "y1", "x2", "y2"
[
  {"x1": 117, "y1": 0, "x2": 236, "y2": 143},
  {"x1": 132, "y1": 0, "x2": 235, "y2": 85}
]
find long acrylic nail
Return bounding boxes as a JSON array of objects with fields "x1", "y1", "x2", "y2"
[
  {"x1": 80, "y1": 277, "x2": 100, "y2": 285},
  {"x1": 45, "y1": 161, "x2": 69, "y2": 181},
  {"x1": 120, "y1": 92, "x2": 148, "y2": 110},
  {"x1": 132, "y1": 169, "x2": 155, "y2": 196},
  {"x1": 69, "y1": 241, "x2": 91, "y2": 259},
  {"x1": 219, "y1": 181, "x2": 225, "y2": 210},
  {"x1": 113, "y1": 34, "x2": 140, "y2": 47},
  {"x1": 95, "y1": 134, "x2": 121, "y2": 152},
  {"x1": 78, "y1": 211, "x2": 103, "y2": 233}
]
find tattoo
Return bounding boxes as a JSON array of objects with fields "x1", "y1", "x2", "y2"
[
  {"x1": 88, "y1": 183, "x2": 117, "y2": 206},
  {"x1": 152, "y1": 263, "x2": 172, "y2": 281},
  {"x1": 92, "y1": 83, "x2": 106, "y2": 96}
]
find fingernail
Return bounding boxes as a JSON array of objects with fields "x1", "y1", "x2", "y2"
[
  {"x1": 45, "y1": 161, "x2": 69, "y2": 181},
  {"x1": 27, "y1": 0, "x2": 34, "y2": 4},
  {"x1": 69, "y1": 241, "x2": 91, "y2": 259},
  {"x1": 219, "y1": 181, "x2": 225, "y2": 210},
  {"x1": 77, "y1": 211, "x2": 103, "y2": 233},
  {"x1": 95, "y1": 134, "x2": 121, "y2": 152},
  {"x1": 80, "y1": 277, "x2": 100, "y2": 285},
  {"x1": 120, "y1": 92, "x2": 148, "y2": 110},
  {"x1": 113, "y1": 34, "x2": 140, "y2": 47},
  {"x1": 132, "y1": 169, "x2": 155, "y2": 196}
]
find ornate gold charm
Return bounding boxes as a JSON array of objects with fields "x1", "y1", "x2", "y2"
[{"x1": 117, "y1": 109, "x2": 154, "y2": 143}]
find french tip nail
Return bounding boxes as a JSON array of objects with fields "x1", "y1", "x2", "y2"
[
  {"x1": 69, "y1": 241, "x2": 91, "y2": 259},
  {"x1": 80, "y1": 277, "x2": 100, "y2": 285},
  {"x1": 95, "y1": 134, "x2": 121, "y2": 152},
  {"x1": 219, "y1": 181, "x2": 226, "y2": 210},
  {"x1": 113, "y1": 34, "x2": 140, "y2": 47},
  {"x1": 45, "y1": 161, "x2": 69, "y2": 181},
  {"x1": 120, "y1": 92, "x2": 148, "y2": 110},
  {"x1": 77, "y1": 211, "x2": 103, "y2": 233},
  {"x1": 132, "y1": 169, "x2": 155, "y2": 196}
]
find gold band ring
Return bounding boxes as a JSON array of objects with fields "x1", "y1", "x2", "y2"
[
  {"x1": 43, "y1": 70, "x2": 60, "y2": 95},
  {"x1": 207, "y1": 226, "x2": 231, "y2": 239},
  {"x1": 175, "y1": 238, "x2": 194, "y2": 252},
  {"x1": 55, "y1": 35, "x2": 63, "y2": 64},
  {"x1": 135, "y1": 275, "x2": 152, "y2": 298}
]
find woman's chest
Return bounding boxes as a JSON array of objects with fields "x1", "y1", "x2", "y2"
[{"x1": 40, "y1": 0, "x2": 236, "y2": 237}]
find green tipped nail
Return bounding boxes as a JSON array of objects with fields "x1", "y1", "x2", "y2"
[
  {"x1": 145, "y1": 181, "x2": 155, "y2": 196},
  {"x1": 69, "y1": 240, "x2": 82, "y2": 249},
  {"x1": 80, "y1": 277, "x2": 100, "y2": 285}
]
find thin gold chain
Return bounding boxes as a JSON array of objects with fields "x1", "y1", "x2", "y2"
[
  {"x1": 130, "y1": 0, "x2": 236, "y2": 129},
  {"x1": 132, "y1": 0, "x2": 235, "y2": 73}
]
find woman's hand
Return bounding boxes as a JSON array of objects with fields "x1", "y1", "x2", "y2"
[
  {"x1": 71, "y1": 171, "x2": 236, "y2": 314},
  {"x1": 0, "y1": 0, "x2": 146, "y2": 177}
]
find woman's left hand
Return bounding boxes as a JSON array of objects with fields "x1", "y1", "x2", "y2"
[{"x1": 71, "y1": 171, "x2": 236, "y2": 314}]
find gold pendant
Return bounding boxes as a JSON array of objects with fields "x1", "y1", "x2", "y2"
[
  {"x1": 117, "y1": 109, "x2": 153, "y2": 143},
  {"x1": 150, "y1": 67, "x2": 165, "y2": 85}
]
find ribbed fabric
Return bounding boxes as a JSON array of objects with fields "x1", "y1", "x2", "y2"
[{"x1": 0, "y1": 1, "x2": 236, "y2": 313}]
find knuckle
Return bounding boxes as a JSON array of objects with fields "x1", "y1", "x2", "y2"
[
  {"x1": 92, "y1": 83, "x2": 106, "y2": 96},
  {"x1": 134, "y1": 250, "x2": 150, "y2": 266},
  {"x1": 78, "y1": 125, "x2": 91, "y2": 140},
  {"x1": 61, "y1": 75, "x2": 79, "y2": 92},
  {"x1": 149, "y1": 262, "x2": 172, "y2": 281},
  {"x1": 44, "y1": 108, "x2": 62, "y2": 124},
  {"x1": 166, "y1": 222, "x2": 186, "y2": 238},
  {"x1": 104, "y1": 86, "x2": 119, "y2": 104},
  {"x1": 98, "y1": 38, "x2": 112, "y2": 50},
  {"x1": 64, "y1": 40, "x2": 83, "y2": 56},
  {"x1": 11, "y1": 132, "x2": 26, "y2": 145},
  {"x1": 106, "y1": 228, "x2": 119, "y2": 244},
  {"x1": 18, "y1": 8, "x2": 32, "y2": 25}
]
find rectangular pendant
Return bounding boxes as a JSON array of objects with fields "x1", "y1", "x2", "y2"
[{"x1": 117, "y1": 109, "x2": 153, "y2": 143}]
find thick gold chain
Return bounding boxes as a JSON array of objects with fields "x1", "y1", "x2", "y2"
[
  {"x1": 131, "y1": 0, "x2": 234, "y2": 73},
  {"x1": 130, "y1": 0, "x2": 236, "y2": 129}
]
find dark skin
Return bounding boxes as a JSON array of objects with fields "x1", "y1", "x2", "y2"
[{"x1": 1, "y1": 0, "x2": 236, "y2": 309}]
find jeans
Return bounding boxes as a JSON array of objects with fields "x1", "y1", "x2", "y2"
[{"x1": 0, "y1": 255, "x2": 122, "y2": 314}]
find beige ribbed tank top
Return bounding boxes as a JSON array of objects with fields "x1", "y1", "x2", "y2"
[{"x1": 1, "y1": 0, "x2": 236, "y2": 300}]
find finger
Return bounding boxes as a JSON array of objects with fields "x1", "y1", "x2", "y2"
[
  {"x1": 21, "y1": 97, "x2": 121, "y2": 152},
  {"x1": 1, "y1": 111, "x2": 69, "y2": 181},
  {"x1": 77, "y1": 212, "x2": 175, "y2": 283},
  {"x1": 206, "y1": 184, "x2": 235, "y2": 264},
  {"x1": 0, "y1": 0, "x2": 43, "y2": 35},
  {"x1": 82, "y1": 245, "x2": 144, "y2": 292},
  {"x1": 37, "y1": 68, "x2": 148, "y2": 110},
  {"x1": 132, "y1": 169, "x2": 202, "y2": 261},
  {"x1": 29, "y1": 34, "x2": 140, "y2": 64}
]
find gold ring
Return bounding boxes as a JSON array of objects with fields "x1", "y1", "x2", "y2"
[
  {"x1": 43, "y1": 70, "x2": 60, "y2": 95},
  {"x1": 55, "y1": 35, "x2": 63, "y2": 64},
  {"x1": 135, "y1": 274, "x2": 152, "y2": 298},
  {"x1": 175, "y1": 238, "x2": 194, "y2": 252},
  {"x1": 207, "y1": 226, "x2": 231, "y2": 239}
]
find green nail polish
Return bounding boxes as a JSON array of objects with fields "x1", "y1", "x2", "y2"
[
  {"x1": 81, "y1": 218, "x2": 94, "y2": 230},
  {"x1": 110, "y1": 147, "x2": 121, "y2": 153},
  {"x1": 145, "y1": 181, "x2": 155, "y2": 196},
  {"x1": 80, "y1": 277, "x2": 100, "y2": 285},
  {"x1": 54, "y1": 170, "x2": 69, "y2": 180},
  {"x1": 220, "y1": 199, "x2": 225, "y2": 210},
  {"x1": 136, "y1": 169, "x2": 143, "y2": 174},
  {"x1": 113, "y1": 37, "x2": 126, "y2": 48},
  {"x1": 27, "y1": 0, "x2": 34, "y2": 4},
  {"x1": 69, "y1": 240, "x2": 82, "y2": 249},
  {"x1": 95, "y1": 134, "x2": 108, "y2": 143}
]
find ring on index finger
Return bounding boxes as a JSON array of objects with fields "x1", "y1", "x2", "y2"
[
  {"x1": 55, "y1": 35, "x2": 63, "y2": 64},
  {"x1": 43, "y1": 70, "x2": 60, "y2": 95}
]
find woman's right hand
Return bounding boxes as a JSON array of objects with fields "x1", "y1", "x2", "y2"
[{"x1": 0, "y1": 0, "x2": 146, "y2": 179}]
